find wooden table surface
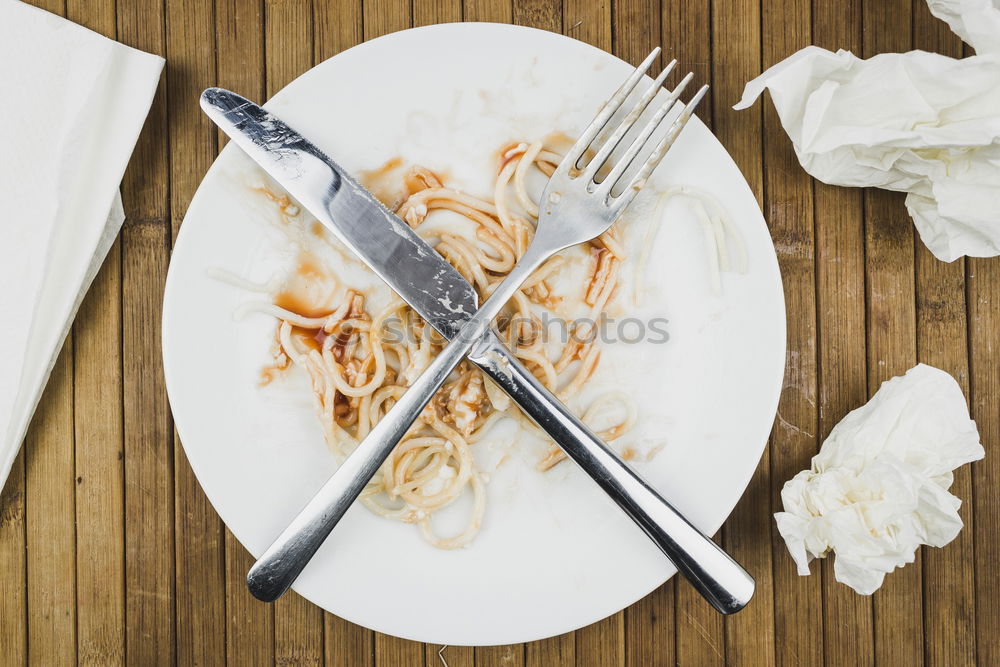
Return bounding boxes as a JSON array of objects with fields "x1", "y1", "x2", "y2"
[{"x1": 3, "y1": 0, "x2": 998, "y2": 665}]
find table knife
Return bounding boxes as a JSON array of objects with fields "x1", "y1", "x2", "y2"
[{"x1": 200, "y1": 87, "x2": 754, "y2": 615}]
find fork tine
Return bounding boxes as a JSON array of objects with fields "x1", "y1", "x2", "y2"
[
  {"x1": 628, "y1": 84, "x2": 708, "y2": 186},
  {"x1": 558, "y1": 48, "x2": 661, "y2": 172},
  {"x1": 580, "y1": 59, "x2": 679, "y2": 183},
  {"x1": 599, "y1": 83, "x2": 708, "y2": 207},
  {"x1": 592, "y1": 72, "x2": 694, "y2": 196}
]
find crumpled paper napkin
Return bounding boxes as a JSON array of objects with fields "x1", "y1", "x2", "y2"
[
  {"x1": 774, "y1": 364, "x2": 984, "y2": 595},
  {"x1": 734, "y1": 0, "x2": 1000, "y2": 262},
  {"x1": 927, "y1": 0, "x2": 1000, "y2": 55},
  {"x1": 0, "y1": 0, "x2": 164, "y2": 491}
]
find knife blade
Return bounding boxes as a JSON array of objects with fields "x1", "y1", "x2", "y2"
[
  {"x1": 201, "y1": 88, "x2": 754, "y2": 614},
  {"x1": 200, "y1": 87, "x2": 476, "y2": 339}
]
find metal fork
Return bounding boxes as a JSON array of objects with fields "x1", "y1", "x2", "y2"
[{"x1": 248, "y1": 50, "x2": 755, "y2": 613}]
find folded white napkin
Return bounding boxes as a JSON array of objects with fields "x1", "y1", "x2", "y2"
[
  {"x1": 734, "y1": 0, "x2": 1000, "y2": 262},
  {"x1": 775, "y1": 364, "x2": 984, "y2": 595},
  {"x1": 0, "y1": 0, "x2": 164, "y2": 490}
]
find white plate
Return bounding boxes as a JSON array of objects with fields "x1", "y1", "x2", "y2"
[{"x1": 163, "y1": 23, "x2": 785, "y2": 646}]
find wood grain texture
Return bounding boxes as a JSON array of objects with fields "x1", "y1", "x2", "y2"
[
  {"x1": 0, "y1": 449, "x2": 27, "y2": 666},
  {"x1": 1, "y1": 2, "x2": 998, "y2": 666},
  {"x1": 464, "y1": 0, "x2": 512, "y2": 22},
  {"x1": 755, "y1": 0, "x2": 820, "y2": 665},
  {"x1": 316, "y1": 0, "x2": 364, "y2": 63},
  {"x1": 122, "y1": 215, "x2": 176, "y2": 666},
  {"x1": 526, "y1": 633, "x2": 574, "y2": 667},
  {"x1": 276, "y1": 593, "x2": 325, "y2": 666},
  {"x1": 476, "y1": 643, "x2": 525, "y2": 667},
  {"x1": 73, "y1": 239, "x2": 127, "y2": 667},
  {"x1": 328, "y1": 612, "x2": 375, "y2": 667},
  {"x1": 969, "y1": 257, "x2": 1000, "y2": 667},
  {"x1": 514, "y1": 0, "x2": 560, "y2": 30},
  {"x1": 624, "y1": 587, "x2": 672, "y2": 667},
  {"x1": 563, "y1": 0, "x2": 608, "y2": 51},
  {"x1": 364, "y1": 0, "x2": 413, "y2": 39},
  {"x1": 25, "y1": 344, "x2": 77, "y2": 666},
  {"x1": 916, "y1": 245, "x2": 976, "y2": 667},
  {"x1": 415, "y1": 0, "x2": 461, "y2": 25},
  {"x1": 225, "y1": 533, "x2": 276, "y2": 665},
  {"x1": 429, "y1": 644, "x2": 473, "y2": 667},
  {"x1": 377, "y1": 632, "x2": 427, "y2": 667}
]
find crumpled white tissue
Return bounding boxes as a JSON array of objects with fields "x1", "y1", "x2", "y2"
[
  {"x1": 0, "y1": 0, "x2": 163, "y2": 492},
  {"x1": 774, "y1": 364, "x2": 984, "y2": 595},
  {"x1": 927, "y1": 0, "x2": 1000, "y2": 55},
  {"x1": 734, "y1": 1, "x2": 1000, "y2": 263}
]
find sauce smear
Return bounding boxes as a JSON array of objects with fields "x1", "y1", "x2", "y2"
[{"x1": 273, "y1": 251, "x2": 338, "y2": 318}]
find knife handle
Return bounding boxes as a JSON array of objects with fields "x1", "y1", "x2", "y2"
[{"x1": 469, "y1": 336, "x2": 755, "y2": 614}]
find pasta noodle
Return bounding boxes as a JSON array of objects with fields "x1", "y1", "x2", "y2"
[
  {"x1": 633, "y1": 185, "x2": 747, "y2": 303},
  {"x1": 248, "y1": 138, "x2": 636, "y2": 548}
]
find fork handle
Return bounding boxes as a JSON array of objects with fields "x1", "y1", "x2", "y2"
[{"x1": 470, "y1": 337, "x2": 755, "y2": 614}]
